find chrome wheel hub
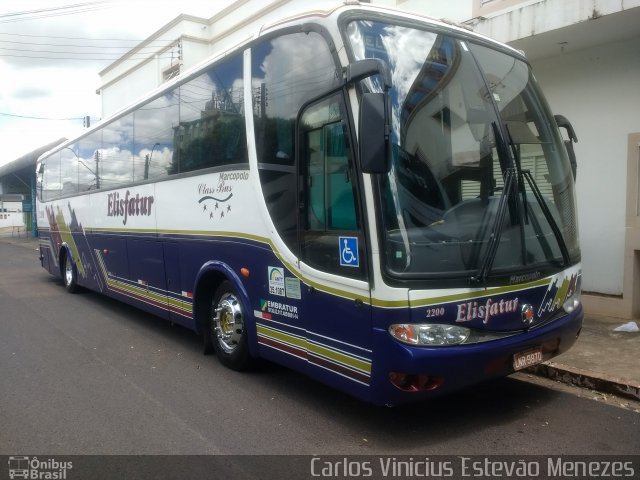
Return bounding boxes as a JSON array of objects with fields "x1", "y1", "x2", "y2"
[
  {"x1": 65, "y1": 257, "x2": 73, "y2": 285},
  {"x1": 213, "y1": 292, "x2": 243, "y2": 354}
]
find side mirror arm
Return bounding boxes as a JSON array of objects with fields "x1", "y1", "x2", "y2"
[
  {"x1": 554, "y1": 114, "x2": 578, "y2": 143},
  {"x1": 343, "y1": 59, "x2": 392, "y2": 91},
  {"x1": 554, "y1": 114, "x2": 578, "y2": 180}
]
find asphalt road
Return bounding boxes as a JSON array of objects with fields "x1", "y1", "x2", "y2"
[{"x1": 1, "y1": 239, "x2": 639, "y2": 458}]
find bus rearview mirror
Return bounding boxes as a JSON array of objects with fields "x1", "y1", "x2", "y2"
[{"x1": 359, "y1": 92, "x2": 390, "y2": 174}]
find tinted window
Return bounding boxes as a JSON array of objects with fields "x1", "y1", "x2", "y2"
[
  {"x1": 300, "y1": 94, "x2": 364, "y2": 279},
  {"x1": 60, "y1": 146, "x2": 79, "y2": 196},
  {"x1": 134, "y1": 90, "x2": 178, "y2": 181},
  {"x1": 77, "y1": 132, "x2": 101, "y2": 192},
  {"x1": 174, "y1": 53, "x2": 247, "y2": 174},
  {"x1": 101, "y1": 113, "x2": 134, "y2": 189},
  {"x1": 43, "y1": 152, "x2": 61, "y2": 201},
  {"x1": 252, "y1": 31, "x2": 340, "y2": 252}
]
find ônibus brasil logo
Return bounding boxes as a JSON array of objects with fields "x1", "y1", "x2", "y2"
[{"x1": 8, "y1": 456, "x2": 72, "y2": 479}]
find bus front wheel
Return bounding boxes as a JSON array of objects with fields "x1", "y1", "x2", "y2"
[{"x1": 210, "y1": 281, "x2": 251, "y2": 370}]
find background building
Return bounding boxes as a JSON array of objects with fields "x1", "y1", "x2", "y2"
[
  {"x1": 0, "y1": 138, "x2": 66, "y2": 236},
  {"x1": 96, "y1": 0, "x2": 472, "y2": 117}
]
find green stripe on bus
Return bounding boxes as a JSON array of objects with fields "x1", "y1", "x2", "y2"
[
  {"x1": 87, "y1": 228, "x2": 551, "y2": 310},
  {"x1": 307, "y1": 342, "x2": 371, "y2": 374}
]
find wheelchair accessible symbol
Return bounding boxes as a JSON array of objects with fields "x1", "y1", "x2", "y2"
[{"x1": 339, "y1": 236, "x2": 359, "y2": 267}]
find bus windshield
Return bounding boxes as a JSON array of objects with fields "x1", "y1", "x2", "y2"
[{"x1": 345, "y1": 19, "x2": 580, "y2": 281}]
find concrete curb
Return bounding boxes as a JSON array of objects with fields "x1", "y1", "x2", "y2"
[{"x1": 526, "y1": 362, "x2": 640, "y2": 402}]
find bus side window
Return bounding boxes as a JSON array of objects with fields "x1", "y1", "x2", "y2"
[
  {"x1": 299, "y1": 94, "x2": 365, "y2": 279},
  {"x1": 252, "y1": 31, "x2": 341, "y2": 255},
  {"x1": 42, "y1": 152, "x2": 61, "y2": 201},
  {"x1": 101, "y1": 113, "x2": 134, "y2": 189},
  {"x1": 174, "y1": 53, "x2": 247, "y2": 174},
  {"x1": 78, "y1": 132, "x2": 102, "y2": 192},
  {"x1": 133, "y1": 90, "x2": 178, "y2": 181}
]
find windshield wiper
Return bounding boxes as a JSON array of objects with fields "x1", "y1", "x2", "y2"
[
  {"x1": 469, "y1": 122, "x2": 516, "y2": 286},
  {"x1": 505, "y1": 124, "x2": 529, "y2": 265},
  {"x1": 504, "y1": 124, "x2": 570, "y2": 265},
  {"x1": 521, "y1": 170, "x2": 570, "y2": 264},
  {"x1": 470, "y1": 167, "x2": 516, "y2": 286}
]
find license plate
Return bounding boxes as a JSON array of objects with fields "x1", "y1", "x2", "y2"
[{"x1": 513, "y1": 347, "x2": 543, "y2": 371}]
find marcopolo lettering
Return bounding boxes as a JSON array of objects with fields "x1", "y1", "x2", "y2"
[
  {"x1": 107, "y1": 190, "x2": 154, "y2": 225},
  {"x1": 219, "y1": 171, "x2": 249, "y2": 182}
]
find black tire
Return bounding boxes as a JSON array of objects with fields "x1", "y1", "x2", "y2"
[
  {"x1": 210, "y1": 280, "x2": 251, "y2": 370},
  {"x1": 202, "y1": 324, "x2": 215, "y2": 355},
  {"x1": 63, "y1": 252, "x2": 79, "y2": 294}
]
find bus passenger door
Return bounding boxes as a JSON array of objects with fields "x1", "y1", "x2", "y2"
[
  {"x1": 297, "y1": 92, "x2": 374, "y2": 391},
  {"x1": 127, "y1": 239, "x2": 168, "y2": 319}
]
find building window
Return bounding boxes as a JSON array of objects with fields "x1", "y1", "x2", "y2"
[{"x1": 163, "y1": 63, "x2": 180, "y2": 82}]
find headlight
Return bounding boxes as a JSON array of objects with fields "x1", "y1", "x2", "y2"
[
  {"x1": 563, "y1": 289, "x2": 581, "y2": 313},
  {"x1": 389, "y1": 323, "x2": 470, "y2": 346}
]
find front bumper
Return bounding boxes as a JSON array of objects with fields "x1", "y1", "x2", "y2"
[{"x1": 368, "y1": 305, "x2": 583, "y2": 406}]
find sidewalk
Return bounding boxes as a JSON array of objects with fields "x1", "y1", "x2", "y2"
[
  {"x1": 0, "y1": 231, "x2": 38, "y2": 247},
  {"x1": 0, "y1": 225, "x2": 30, "y2": 237},
  {"x1": 1, "y1": 234, "x2": 638, "y2": 402},
  {"x1": 527, "y1": 313, "x2": 640, "y2": 402}
]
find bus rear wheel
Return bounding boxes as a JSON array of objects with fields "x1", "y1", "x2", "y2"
[
  {"x1": 210, "y1": 281, "x2": 251, "y2": 370},
  {"x1": 63, "y1": 252, "x2": 79, "y2": 294}
]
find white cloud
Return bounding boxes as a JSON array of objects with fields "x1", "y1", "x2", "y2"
[{"x1": 0, "y1": 0, "x2": 230, "y2": 165}]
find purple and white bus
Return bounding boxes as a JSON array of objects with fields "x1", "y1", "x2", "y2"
[{"x1": 36, "y1": 1, "x2": 582, "y2": 406}]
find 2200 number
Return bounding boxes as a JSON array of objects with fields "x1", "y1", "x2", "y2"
[{"x1": 425, "y1": 307, "x2": 445, "y2": 318}]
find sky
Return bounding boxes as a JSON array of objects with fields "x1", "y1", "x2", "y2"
[{"x1": 0, "y1": 0, "x2": 234, "y2": 167}]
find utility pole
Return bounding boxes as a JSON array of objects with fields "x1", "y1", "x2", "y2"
[
  {"x1": 94, "y1": 151, "x2": 100, "y2": 189},
  {"x1": 144, "y1": 154, "x2": 150, "y2": 180},
  {"x1": 145, "y1": 143, "x2": 159, "y2": 180},
  {"x1": 260, "y1": 83, "x2": 266, "y2": 118}
]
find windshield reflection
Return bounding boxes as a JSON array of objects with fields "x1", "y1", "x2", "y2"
[{"x1": 346, "y1": 19, "x2": 579, "y2": 281}]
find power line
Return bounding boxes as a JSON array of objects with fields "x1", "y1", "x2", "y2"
[
  {"x1": 0, "y1": 51, "x2": 176, "y2": 61},
  {"x1": 0, "y1": 112, "x2": 84, "y2": 121},
  {"x1": 0, "y1": 1, "x2": 110, "y2": 18},
  {"x1": 0, "y1": 38, "x2": 173, "y2": 49},
  {"x1": 0, "y1": 46, "x2": 178, "y2": 59},
  {"x1": 0, "y1": 39, "x2": 180, "y2": 61},
  {"x1": 0, "y1": 31, "x2": 172, "y2": 43},
  {"x1": 0, "y1": 44, "x2": 173, "y2": 54},
  {"x1": 0, "y1": 1, "x2": 114, "y2": 24},
  {"x1": 0, "y1": 9, "x2": 182, "y2": 61}
]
